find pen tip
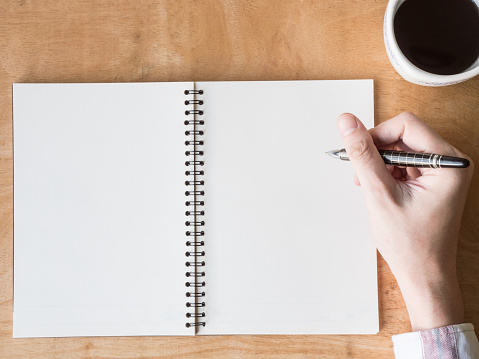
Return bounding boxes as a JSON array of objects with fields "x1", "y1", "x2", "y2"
[{"x1": 325, "y1": 150, "x2": 341, "y2": 159}]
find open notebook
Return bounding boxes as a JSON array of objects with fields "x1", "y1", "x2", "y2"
[{"x1": 13, "y1": 80, "x2": 377, "y2": 337}]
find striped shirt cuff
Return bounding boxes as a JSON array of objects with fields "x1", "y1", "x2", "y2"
[{"x1": 392, "y1": 323, "x2": 479, "y2": 359}]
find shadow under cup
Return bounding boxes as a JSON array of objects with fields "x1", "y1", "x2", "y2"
[{"x1": 384, "y1": 0, "x2": 479, "y2": 85}]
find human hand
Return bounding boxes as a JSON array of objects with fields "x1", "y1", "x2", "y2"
[{"x1": 337, "y1": 112, "x2": 474, "y2": 331}]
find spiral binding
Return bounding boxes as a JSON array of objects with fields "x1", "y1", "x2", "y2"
[{"x1": 184, "y1": 88, "x2": 206, "y2": 329}]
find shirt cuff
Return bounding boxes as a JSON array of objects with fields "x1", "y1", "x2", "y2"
[{"x1": 392, "y1": 323, "x2": 479, "y2": 359}]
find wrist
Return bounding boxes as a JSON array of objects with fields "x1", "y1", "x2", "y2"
[{"x1": 395, "y1": 263, "x2": 464, "y2": 331}]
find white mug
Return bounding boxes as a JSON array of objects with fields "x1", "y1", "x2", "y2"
[{"x1": 384, "y1": 0, "x2": 479, "y2": 86}]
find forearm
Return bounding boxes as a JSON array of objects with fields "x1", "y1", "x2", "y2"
[
  {"x1": 400, "y1": 277, "x2": 464, "y2": 331},
  {"x1": 395, "y1": 265, "x2": 464, "y2": 331}
]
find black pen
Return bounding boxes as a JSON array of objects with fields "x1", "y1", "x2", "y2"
[{"x1": 326, "y1": 149, "x2": 470, "y2": 168}]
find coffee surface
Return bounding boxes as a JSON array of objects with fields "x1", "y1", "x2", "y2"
[{"x1": 394, "y1": 0, "x2": 479, "y2": 75}]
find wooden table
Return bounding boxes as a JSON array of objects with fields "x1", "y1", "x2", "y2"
[{"x1": 1, "y1": 1, "x2": 478, "y2": 357}]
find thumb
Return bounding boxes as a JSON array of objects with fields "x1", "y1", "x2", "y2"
[{"x1": 337, "y1": 113, "x2": 395, "y2": 195}]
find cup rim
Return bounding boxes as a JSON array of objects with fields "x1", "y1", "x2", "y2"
[{"x1": 385, "y1": 0, "x2": 479, "y2": 83}]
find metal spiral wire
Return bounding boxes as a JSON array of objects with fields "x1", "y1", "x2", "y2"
[{"x1": 184, "y1": 89, "x2": 206, "y2": 328}]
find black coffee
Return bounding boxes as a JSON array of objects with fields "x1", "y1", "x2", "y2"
[{"x1": 394, "y1": 0, "x2": 479, "y2": 75}]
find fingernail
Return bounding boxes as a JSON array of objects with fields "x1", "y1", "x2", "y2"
[{"x1": 338, "y1": 114, "x2": 359, "y2": 136}]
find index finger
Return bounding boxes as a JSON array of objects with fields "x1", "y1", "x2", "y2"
[{"x1": 369, "y1": 112, "x2": 460, "y2": 157}]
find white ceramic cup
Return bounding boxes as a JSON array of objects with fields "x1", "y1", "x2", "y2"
[{"x1": 384, "y1": 0, "x2": 479, "y2": 86}]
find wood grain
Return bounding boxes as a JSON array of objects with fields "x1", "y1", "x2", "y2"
[{"x1": 1, "y1": 0, "x2": 478, "y2": 357}]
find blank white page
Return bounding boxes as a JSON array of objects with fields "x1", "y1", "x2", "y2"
[
  {"x1": 13, "y1": 83, "x2": 193, "y2": 337},
  {"x1": 198, "y1": 80, "x2": 378, "y2": 335}
]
